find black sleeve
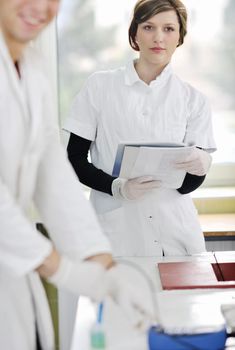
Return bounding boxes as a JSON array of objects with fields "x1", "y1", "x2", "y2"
[
  {"x1": 177, "y1": 173, "x2": 206, "y2": 194},
  {"x1": 67, "y1": 133, "x2": 116, "y2": 195}
]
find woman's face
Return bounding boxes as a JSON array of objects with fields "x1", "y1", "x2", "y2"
[
  {"x1": 0, "y1": 0, "x2": 60, "y2": 45},
  {"x1": 135, "y1": 10, "x2": 180, "y2": 67}
]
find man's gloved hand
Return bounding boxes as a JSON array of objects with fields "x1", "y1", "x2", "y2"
[
  {"x1": 105, "y1": 265, "x2": 155, "y2": 329},
  {"x1": 112, "y1": 176, "x2": 161, "y2": 200},
  {"x1": 174, "y1": 148, "x2": 212, "y2": 176},
  {"x1": 48, "y1": 257, "x2": 154, "y2": 328},
  {"x1": 47, "y1": 256, "x2": 108, "y2": 300}
]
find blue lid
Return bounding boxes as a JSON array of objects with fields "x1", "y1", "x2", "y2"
[{"x1": 148, "y1": 326, "x2": 227, "y2": 350}]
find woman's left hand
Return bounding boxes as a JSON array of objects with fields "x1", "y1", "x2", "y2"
[{"x1": 174, "y1": 148, "x2": 212, "y2": 176}]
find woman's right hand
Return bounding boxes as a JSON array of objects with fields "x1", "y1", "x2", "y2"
[{"x1": 112, "y1": 176, "x2": 161, "y2": 200}]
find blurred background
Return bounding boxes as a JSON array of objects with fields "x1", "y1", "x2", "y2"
[{"x1": 57, "y1": 0, "x2": 235, "y2": 187}]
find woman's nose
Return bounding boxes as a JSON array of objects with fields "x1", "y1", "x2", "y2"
[{"x1": 153, "y1": 29, "x2": 163, "y2": 43}]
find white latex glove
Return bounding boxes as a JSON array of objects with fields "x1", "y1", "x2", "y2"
[
  {"x1": 112, "y1": 176, "x2": 161, "y2": 200},
  {"x1": 48, "y1": 257, "x2": 154, "y2": 328},
  {"x1": 105, "y1": 265, "x2": 155, "y2": 329},
  {"x1": 174, "y1": 148, "x2": 212, "y2": 176},
  {"x1": 221, "y1": 304, "x2": 235, "y2": 332},
  {"x1": 48, "y1": 256, "x2": 108, "y2": 300}
]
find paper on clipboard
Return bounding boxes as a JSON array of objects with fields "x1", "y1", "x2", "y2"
[{"x1": 116, "y1": 143, "x2": 195, "y2": 189}]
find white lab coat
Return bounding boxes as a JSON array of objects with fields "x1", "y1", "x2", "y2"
[
  {"x1": 63, "y1": 61, "x2": 216, "y2": 257},
  {"x1": 0, "y1": 33, "x2": 111, "y2": 350}
]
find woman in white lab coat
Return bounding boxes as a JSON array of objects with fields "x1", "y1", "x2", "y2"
[
  {"x1": 0, "y1": 1, "x2": 151, "y2": 349},
  {"x1": 64, "y1": 0, "x2": 216, "y2": 257}
]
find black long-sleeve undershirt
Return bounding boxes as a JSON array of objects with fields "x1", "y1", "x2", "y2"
[
  {"x1": 67, "y1": 133, "x2": 115, "y2": 195},
  {"x1": 67, "y1": 133, "x2": 206, "y2": 196},
  {"x1": 177, "y1": 173, "x2": 205, "y2": 194}
]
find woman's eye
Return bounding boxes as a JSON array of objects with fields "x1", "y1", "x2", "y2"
[
  {"x1": 143, "y1": 25, "x2": 153, "y2": 31},
  {"x1": 164, "y1": 27, "x2": 175, "y2": 32}
]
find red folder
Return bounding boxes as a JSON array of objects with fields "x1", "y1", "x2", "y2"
[
  {"x1": 158, "y1": 253, "x2": 235, "y2": 290},
  {"x1": 214, "y1": 251, "x2": 235, "y2": 282}
]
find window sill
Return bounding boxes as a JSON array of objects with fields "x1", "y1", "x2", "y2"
[
  {"x1": 199, "y1": 213, "x2": 235, "y2": 238},
  {"x1": 192, "y1": 187, "x2": 235, "y2": 214},
  {"x1": 193, "y1": 187, "x2": 235, "y2": 199}
]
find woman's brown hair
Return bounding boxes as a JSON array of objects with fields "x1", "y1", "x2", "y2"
[{"x1": 129, "y1": 0, "x2": 187, "y2": 51}]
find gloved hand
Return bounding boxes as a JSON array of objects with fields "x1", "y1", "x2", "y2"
[
  {"x1": 174, "y1": 148, "x2": 212, "y2": 176},
  {"x1": 105, "y1": 265, "x2": 154, "y2": 329},
  {"x1": 48, "y1": 257, "x2": 154, "y2": 328},
  {"x1": 112, "y1": 176, "x2": 161, "y2": 200},
  {"x1": 48, "y1": 256, "x2": 108, "y2": 300}
]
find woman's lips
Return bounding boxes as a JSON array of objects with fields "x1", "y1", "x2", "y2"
[{"x1": 150, "y1": 47, "x2": 166, "y2": 53}]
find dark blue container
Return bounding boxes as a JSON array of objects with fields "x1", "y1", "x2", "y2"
[{"x1": 148, "y1": 326, "x2": 227, "y2": 350}]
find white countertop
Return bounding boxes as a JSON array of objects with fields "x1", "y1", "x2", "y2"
[{"x1": 71, "y1": 255, "x2": 235, "y2": 350}]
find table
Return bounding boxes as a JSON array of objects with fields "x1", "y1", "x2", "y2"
[
  {"x1": 71, "y1": 255, "x2": 235, "y2": 350},
  {"x1": 200, "y1": 214, "x2": 235, "y2": 252}
]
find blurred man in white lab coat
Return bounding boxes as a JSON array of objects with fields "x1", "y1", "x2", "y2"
[{"x1": 0, "y1": 1, "x2": 152, "y2": 349}]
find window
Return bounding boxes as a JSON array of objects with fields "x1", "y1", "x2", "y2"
[
  {"x1": 35, "y1": 21, "x2": 58, "y2": 111},
  {"x1": 57, "y1": 0, "x2": 235, "y2": 187}
]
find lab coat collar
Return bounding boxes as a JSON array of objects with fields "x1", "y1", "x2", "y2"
[
  {"x1": 0, "y1": 32, "x2": 27, "y2": 111},
  {"x1": 0, "y1": 32, "x2": 22, "y2": 85},
  {"x1": 124, "y1": 59, "x2": 173, "y2": 87},
  {"x1": 0, "y1": 31, "x2": 41, "y2": 153},
  {"x1": 0, "y1": 31, "x2": 12, "y2": 64},
  {"x1": 124, "y1": 60, "x2": 140, "y2": 85}
]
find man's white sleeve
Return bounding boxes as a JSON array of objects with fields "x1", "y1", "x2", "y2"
[
  {"x1": 34, "y1": 132, "x2": 112, "y2": 260},
  {"x1": 0, "y1": 177, "x2": 52, "y2": 276}
]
